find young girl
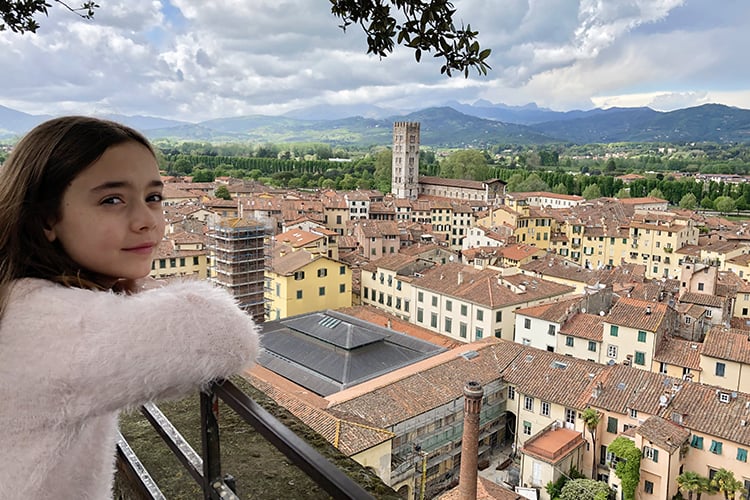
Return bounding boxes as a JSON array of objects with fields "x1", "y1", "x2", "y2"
[{"x1": 0, "y1": 116, "x2": 259, "y2": 498}]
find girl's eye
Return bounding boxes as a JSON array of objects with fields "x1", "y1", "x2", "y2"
[
  {"x1": 101, "y1": 196, "x2": 124, "y2": 205},
  {"x1": 147, "y1": 193, "x2": 163, "y2": 203}
]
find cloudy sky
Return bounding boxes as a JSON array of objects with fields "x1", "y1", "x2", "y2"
[{"x1": 1, "y1": 0, "x2": 749, "y2": 123}]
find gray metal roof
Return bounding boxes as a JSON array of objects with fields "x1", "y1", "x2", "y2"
[{"x1": 259, "y1": 310, "x2": 446, "y2": 396}]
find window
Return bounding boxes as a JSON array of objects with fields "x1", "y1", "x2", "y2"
[
  {"x1": 417, "y1": 308, "x2": 424, "y2": 323},
  {"x1": 588, "y1": 341, "x2": 597, "y2": 352},
  {"x1": 404, "y1": 300, "x2": 410, "y2": 313},
  {"x1": 607, "y1": 345, "x2": 618, "y2": 359},
  {"x1": 716, "y1": 362, "x2": 726, "y2": 377},
  {"x1": 629, "y1": 408, "x2": 638, "y2": 418},
  {"x1": 193, "y1": 256, "x2": 199, "y2": 265},
  {"x1": 690, "y1": 435, "x2": 703, "y2": 449},
  {"x1": 496, "y1": 310, "x2": 502, "y2": 322},
  {"x1": 637, "y1": 330, "x2": 647, "y2": 342},
  {"x1": 524, "y1": 396, "x2": 534, "y2": 411},
  {"x1": 432, "y1": 296, "x2": 438, "y2": 307},
  {"x1": 339, "y1": 284, "x2": 346, "y2": 293},
  {"x1": 709, "y1": 440, "x2": 723, "y2": 454},
  {"x1": 318, "y1": 286, "x2": 326, "y2": 296},
  {"x1": 565, "y1": 336, "x2": 574, "y2": 347},
  {"x1": 418, "y1": 291, "x2": 424, "y2": 302},
  {"x1": 607, "y1": 417, "x2": 618, "y2": 433},
  {"x1": 396, "y1": 298, "x2": 401, "y2": 309},
  {"x1": 698, "y1": 282, "x2": 704, "y2": 291},
  {"x1": 541, "y1": 401, "x2": 550, "y2": 417},
  {"x1": 524, "y1": 318, "x2": 531, "y2": 329},
  {"x1": 170, "y1": 258, "x2": 176, "y2": 267},
  {"x1": 610, "y1": 325, "x2": 619, "y2": 337},
  {"x1": 477, "y1": 309, "x2": 484, "y2": 321},
  {"x1": 296, "y1": 290, "x2": 303, "y2": 299},
  {"x1": 276, "y1": 283, "x2": 280, "y2": 296},
  {"x1": 459, "y1": 322, "x2": 467, "y2": 338},
  {"x1": 339, "y1": 265, "x2": 346, "y2": 275},
  {"x1": 446, "y1": 300, "x2": 452, "y2": 312},
  {"x1": 643, "y1": 446, "x2": 659, "y2": 463},
  {"x1": 644, "y1": 480, "x2": 654, "y2": 495},
  {"x1": 634, "y1": 351, "x2": 646, "y2": 366},
  {"x1": 737, "y1": 448, "x2": 748, "y2": 462},
  {"x1": 363, "y1": 287, "x2": 369, "y2": 300},
  {"x1": 294, "y1": 271, "x2": 305, "y2": 280},
  {"x1": 658, "y1": 362, "x2": 667, "y2": 374},
  {"x1": 523, "y1": 421, "x2": 532, "y2": 435},
  {"x1": 460, "y1": 304, "x2": 467, "y2": 316},
  {"x1": 508, "y1": 386, "x2": 515, "y2": 400},
  {"x1": 430, "y1": 313, "x2": 438, "y2": 328},
  {"x1": 565, "y1": 408, "x2": 576, "y2": 425},
  {"x1": 317, "y1": 268, "x2": 327, "y2": 277},
  {"x1": 444, "y1": 318, "x2": 452, "y2": 333}
]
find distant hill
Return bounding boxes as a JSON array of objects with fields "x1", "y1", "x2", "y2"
[{"x1": 3, "y1": 102, "x2": 750, "y2": 146}]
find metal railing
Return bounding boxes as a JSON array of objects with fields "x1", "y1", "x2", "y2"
[{"x1": 117, "y1": 379, "x2": 375, "y2": 500}]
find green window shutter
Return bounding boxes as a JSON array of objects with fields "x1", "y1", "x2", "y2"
[
  {"x1": 737, "y1": 448, "x2": 748, "y2": 462},
  {"x1": 635, "y1": 351, "x2": 645, "y2": 365},
  {"x1": 690, "y1": 435, "x2": 703, "y2": 449},
  {"x1": 637, "y1": 330, "x2": 647, "y2": 342},
  {"x1": 607, "y1": 417, "x2": 618, "y2": 433},
  {"x1": 610, "y1": 325, "x2": 619, "y2": 337},
  {"x1": 653, "y1": 449, "x2": 659, "y2": 463}
]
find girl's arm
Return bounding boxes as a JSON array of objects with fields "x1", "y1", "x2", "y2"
[{"x1": 29, "y1": 280, "x2": 259, "y2": 419}]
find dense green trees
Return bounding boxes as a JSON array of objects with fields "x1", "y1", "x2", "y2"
[
  {"x1": 439, "y1": 150, "x2": 489, "y2": 180},
  {"x1": 677, "y1": 471, "x2": 710, "y2": 500}
]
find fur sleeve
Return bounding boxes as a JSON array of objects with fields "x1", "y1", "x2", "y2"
[{"x1": 2, "y1": 279, "x2": 259, "y2": 421}]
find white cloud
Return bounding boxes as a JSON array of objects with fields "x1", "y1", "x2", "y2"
[{"x1": 1, "y1": 0, "x2": 750, "y2": 122}]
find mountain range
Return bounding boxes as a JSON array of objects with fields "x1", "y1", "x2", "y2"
[{"x1": 2, "y1": 101, "x2": 750, "y2": 146}]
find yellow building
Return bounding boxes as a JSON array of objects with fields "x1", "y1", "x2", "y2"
[
  {"x1": 602, "y1": 298, "x2": 671, "y2": 370},
  {"x1": 150, "y1": 233, "x2": 209, "y2": 279},
  {"x1": 264, "y1": 248, "x2": 352, "y2": 320},
  {"x1": 699, "y1": 326, "x2": 750, "y2": 393}
]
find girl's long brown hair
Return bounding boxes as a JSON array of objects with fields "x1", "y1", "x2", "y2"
[{"x1": 0, "y1": 116, "x2": 156, "y2": 317}]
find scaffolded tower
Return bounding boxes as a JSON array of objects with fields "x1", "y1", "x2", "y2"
[{"x1": 208, "y1": 216, "x2": 269, "y2": 323}]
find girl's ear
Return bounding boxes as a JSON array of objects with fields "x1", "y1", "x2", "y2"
[{"x1": 43, "y1": 223, "x2": 57, "y2": 242}]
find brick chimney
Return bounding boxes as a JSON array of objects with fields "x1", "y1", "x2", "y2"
[{"x1": 459, "y1": 381, "x2": 484, "y2": 500}]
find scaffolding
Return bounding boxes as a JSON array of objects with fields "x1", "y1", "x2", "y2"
[{"x1": 207, "y1": 216, "x2": 271, "y2": 324}]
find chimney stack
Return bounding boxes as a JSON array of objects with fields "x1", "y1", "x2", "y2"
[{"x1": 459, "y1": 381, "x2": 484, "y2": 500}]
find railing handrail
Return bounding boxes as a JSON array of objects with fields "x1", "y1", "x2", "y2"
[{"x1": 117, "y1": 378, "x2": 375, "y2": 500}]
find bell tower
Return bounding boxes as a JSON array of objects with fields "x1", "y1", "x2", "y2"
[{"x1": 391, "y1": 121, "x2": 420, "y2": 199}]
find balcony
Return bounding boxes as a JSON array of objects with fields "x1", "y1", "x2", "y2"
[{"x1": 115, "y1": 377, "x2": 395, "y2": 499}]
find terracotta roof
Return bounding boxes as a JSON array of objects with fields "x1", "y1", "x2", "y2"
[
  {"x1": 664, "y1": 381, "x2": 750, "y2": 446},
  {"x1": 521, "y1": 427, "x2": 585, "y2": 464},
  {"x1": 636, "y1": 416, "x2": 691, "y2": 453},
  {"x1": 275, "y1": 229, "x2": 325, "y2": 248},
  {"x1": 605, "y1": 297, "x2": 668, "y2": 332},
  {"x1": 701, "y1": 326, "x2": 750, "y2": 364},
  {"x1": 653, "y1": 336, "x2": 702, "y2": 370},
  {"x1": 515, "y1": 296, "x2": 583, "y2": 323},
  {"x1": 419, "y1": 176, "x2": 504, "y2": 189},
  {"x1": 439, "y1": 477, "x2": 524, "y2": 500},
  {"x1": 583, "y1": 364, "x2": 674, "y2": 416},
  {"x1": 501, "y1": 348, "x2": 604, "y2": 410},
  {"x1": 247, "y1": 367, "x2": 393, "y2": 456},
  {"x1": 269, "y1": 249, "x2": 320, "y2": 275},
  {"x1": 619, "y1": 196, "x2": 668, "y2": 205},
  {"x1": 327, "y1": 340, "x2": 526, "y2": 427},
  {"x1": 559, "y1": 313, "x2": 605, "y2": 341},
  {"x1": 679, "y1": 292, "x2": 724, "y2": 309}
]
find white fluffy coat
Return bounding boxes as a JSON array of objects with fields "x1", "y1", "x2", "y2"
[{"x1": 0, "y1": 278, "x2": 259, "y2": 499}]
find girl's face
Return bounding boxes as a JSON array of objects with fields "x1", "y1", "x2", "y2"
[{"x1": 44, "y1": 141, "x2": 165, "y2": 283}]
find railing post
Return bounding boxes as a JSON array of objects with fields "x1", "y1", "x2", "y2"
[{"x1": 200, "y1": 388, "x2": 222, "y2": 500}]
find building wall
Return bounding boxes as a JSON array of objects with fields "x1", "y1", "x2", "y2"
[
  {"x1": 352, "y1": 440, "x2": 393, "y2": 486},
  {"x1": 265, "y1": 258, "x2": 352, "y2": 320},
  {"x1": 699, "y1": 355, "x2": 746, "y2": 393},
  {"x1": 151, "y1": 254, "x2": 209, "y2": 279}
]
